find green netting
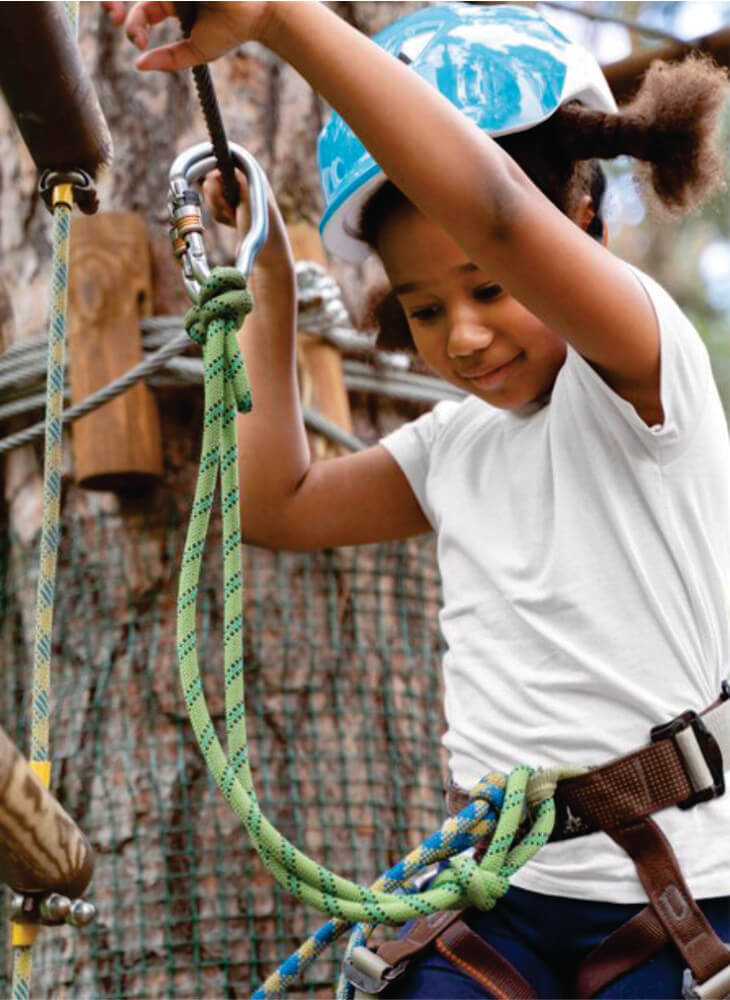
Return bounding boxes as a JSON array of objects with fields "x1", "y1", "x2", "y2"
[{"x1": 0, "y1": 508, "x2": 447, "y2": 998}]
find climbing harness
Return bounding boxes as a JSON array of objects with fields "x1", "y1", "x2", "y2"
[{"x1": 349, "y1": 690, "x2": 730, "y2": 1000}]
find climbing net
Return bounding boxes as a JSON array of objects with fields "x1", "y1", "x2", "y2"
[{"x1": 1, "y1": 515, "x2": 449, "y2": 998}]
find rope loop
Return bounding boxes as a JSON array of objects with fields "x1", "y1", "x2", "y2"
[
  {"x1": 184, "y1": 267, "x2": 254, "y2": 413},
  {"x1": 468, "y1": 773, "x2": 506, "y2": 807}
]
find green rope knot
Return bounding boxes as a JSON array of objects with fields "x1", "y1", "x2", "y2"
[
  {"x1": 443, "y1": 854, "x2": 510, "y2": 911},
  {"x1": 432, "y1": 765, "x2": 556, "y2": 914},
  {"x1": 184, "y1": 266, "x2": 254, "y2": 413}
]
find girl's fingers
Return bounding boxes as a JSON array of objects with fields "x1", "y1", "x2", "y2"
[
  {"x1": 202, "y1": 172, "x2": 237, "y2": 226},
  {"x1": 135, "y1": 38, "x2": 201, "y2": 72},
  {"x1": 125, "y1": 1, "x2": 176, "y2": 49}
]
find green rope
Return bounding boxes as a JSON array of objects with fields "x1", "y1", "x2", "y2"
[{"x1": 176, "y1": 267, "x2": 558, "y2": 996}]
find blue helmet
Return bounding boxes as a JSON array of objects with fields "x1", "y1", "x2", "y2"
[{"x1": 317, "y1": 3, "x2": 617, "y2": 263}]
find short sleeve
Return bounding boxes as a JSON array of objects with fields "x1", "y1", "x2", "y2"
[
  {"x1": 380, "y1": 400, "x2": 460, "y2": 528},
  {"x1": 561, "y1": 265, "x2": 713, "y2": 457}
]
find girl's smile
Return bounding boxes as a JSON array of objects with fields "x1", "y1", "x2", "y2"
[{"x1": 376, "y1": 203, "x2": 568, "y2": 410}]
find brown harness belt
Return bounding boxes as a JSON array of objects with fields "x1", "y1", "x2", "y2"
[{"x1": 349, "y1": 691, "x2": 730, "y2": 998}]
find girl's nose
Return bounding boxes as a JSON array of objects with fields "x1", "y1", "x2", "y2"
[{"x1": 446, "y1": 315, "x2": 495, "y2": 359}]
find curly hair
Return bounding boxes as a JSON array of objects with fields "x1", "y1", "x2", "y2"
[{"x1": 361, "y1": 53, "x2": 730, "y2": 353}]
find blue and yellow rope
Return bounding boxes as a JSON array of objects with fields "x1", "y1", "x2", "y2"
[
  {"x1": 11, "y1": 183, "x2": 75, "y2": 1000},
  {"x1": 12, "y1": 13, "x2": 80, "y2": 998}
]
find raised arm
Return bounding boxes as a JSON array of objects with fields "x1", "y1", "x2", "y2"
[
  {"x1": 262, "y1": 4, "x2": 660, "y2": 419},
  {"x1": 110, "y1": 0, "x2": 660, "y2": 419}
]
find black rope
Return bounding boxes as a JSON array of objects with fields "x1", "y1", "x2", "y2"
[{"x1": 173, "y1": 2, "x2": 240, "y2": 209}]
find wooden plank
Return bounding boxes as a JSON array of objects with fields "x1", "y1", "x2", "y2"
[{"x1": 68, "y1": 213, "x2": 164, "y2": 491}]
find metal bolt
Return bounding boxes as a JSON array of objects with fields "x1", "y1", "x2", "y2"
[
  {"x1": 67, "y1": 899, "x2": 97, "y2": 928},
  {"x1": 40, "y1": 893, "x2": 71, "y2": 923}
]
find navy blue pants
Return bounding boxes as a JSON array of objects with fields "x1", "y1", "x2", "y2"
[{"x1": 381, "y1": 886, "x2": 730, "y2": 999}]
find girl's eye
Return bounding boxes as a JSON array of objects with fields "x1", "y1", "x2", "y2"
[
  {"x1": 474, "y1": 284, "x2": 503, "y2": 302},
  {"x1": 408, "y1": 304, "x2": 442, "y2": 323}
]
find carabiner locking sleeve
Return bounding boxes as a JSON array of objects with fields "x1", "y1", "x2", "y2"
[{"x1": 168, "y1": 141, "x2": 269, "y2": 302}]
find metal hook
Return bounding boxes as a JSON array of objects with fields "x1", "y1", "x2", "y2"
[{"x1": 168, "y1": 141, "x2": 269, "y2": 302}]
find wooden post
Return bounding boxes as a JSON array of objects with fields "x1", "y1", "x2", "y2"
[
  {"x1": 67, "y1": 213, "x2": 164, "y2": 491},
  {"x1": 0, "y1": 725, "x2": 93, "y2": 898},
  {"x1": 288, "y1": 222, "x2": 353, "y2": 460}
]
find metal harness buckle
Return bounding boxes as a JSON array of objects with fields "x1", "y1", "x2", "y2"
[
  {"x1": 682, "y1": 960, "x2": 730, "y2": 999},
  {"x1": 651, "y1": 707, "x2": 725, "y2": 810},
  {"x1": 343, "y1": 946, "x2": 408, "y2": 996},
  {"x1": 167, "y1": 140, "x2": 269, "y2": 302}
]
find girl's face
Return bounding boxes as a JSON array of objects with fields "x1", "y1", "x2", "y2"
[{"x1": 377, "y1": 205, "x2": 567, "y2": 410}]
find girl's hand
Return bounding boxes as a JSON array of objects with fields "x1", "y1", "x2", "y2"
[
  {"x1": 202, "y1": 168, "x2": 294, "y2": 276},
  {"x1": 101, "y1": 1, "x2": 275, "y2": 71}
]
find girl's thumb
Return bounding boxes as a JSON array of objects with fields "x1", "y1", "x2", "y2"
[{"x1": 135, "y1": 39, "x2": 199, "y2": 73}]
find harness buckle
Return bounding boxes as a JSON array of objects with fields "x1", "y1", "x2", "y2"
[
  {"x1": 651, "y1": 710, "x2": 724, "y2": 809},
  {"x1": 343, "y1": 946, "x2": 407, "y2": 996},
  {"x1": 682, "y1": 961, "x2": 730, "y2": 999}
]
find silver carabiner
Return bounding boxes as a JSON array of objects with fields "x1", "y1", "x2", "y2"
[{"x1": 168, "y1": 140, "x2": 269, "y2": 302}]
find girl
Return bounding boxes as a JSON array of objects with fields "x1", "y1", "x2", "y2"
[{"x1": 106, "y1": 2, "x2": 730, "y2": 996}]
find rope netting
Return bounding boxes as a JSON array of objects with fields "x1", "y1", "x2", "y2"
[{"x1": 0, "y1": 510, "x2": 447, "y2": 998}]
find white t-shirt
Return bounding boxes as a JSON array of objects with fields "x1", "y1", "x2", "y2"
[{"x1": 381, "y1": 266, "x2": 730, "y2": 903}]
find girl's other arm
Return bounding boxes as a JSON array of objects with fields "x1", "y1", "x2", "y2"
[
  {"x1": 201, "y1": 171, "x2": 432, "y2": 552},
  {"x1": 234, "y1": 241, "x2": 429, "y2": 550}
]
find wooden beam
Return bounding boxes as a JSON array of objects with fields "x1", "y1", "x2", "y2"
[
  {"x1": 67, "y1": 213, "x2": 164, "y2": 492},
  {"x1": 604, "y1": 26, "x2": 730, "y2": 104},
  {"x1": 0, "y1": 3, "x2": 112, "y2": 177},
  {"x1": 0, "y1": 725, "x2": 93, "y2": 898}
]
